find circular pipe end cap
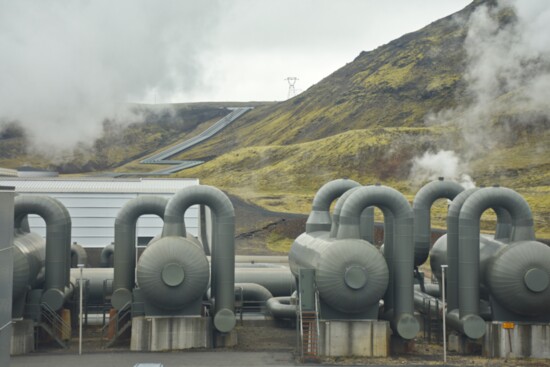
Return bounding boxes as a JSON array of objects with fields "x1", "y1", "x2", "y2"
[
  {"x1": 161, "y1": 263, "x2": 185, "y2": 287},
  {"x1": 395, "y1": 313, "x2": 420, "y2": 340},
  {"x1": 214, "y1": 308, "x2": 236, "y2": 333},
  {"x1": 461, "y1": 314, "x2": 486, "y2": 339},
  {"x1": 524, "y1": 268, "x2": 549, "y2": 293},
  {"x1": 41, "y1": 289, "x2": 65, "y2": 311},
  {"x1": 111, "y1": 288, "x2": 133, "y2": 310},
  {"x1": 344, "y1": 266, "x2": 368, "y2": 290}
]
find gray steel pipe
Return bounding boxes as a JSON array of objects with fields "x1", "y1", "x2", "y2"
[
  {"x1": 266, "y1": 296, "x2": 296, "y2": 319},
  {"x1": 446, "y1": 188, "x2": 479, "y2": 313},
  {"x1": 337, "y1": 185, "x2": 419, "y2": 340},
  {"x1": 162, "y1": 185, "x2": 236, "y2": 333},
  {"x1": 111, "y1": 196, "x2": 167, "y2": 310},
  {"x1": 458, "y1": 187, "x2": 535, "y2": 330},
  {"x1": 413, "y1": 178, "x2": 464, "y2": 266},
  {"x1": 14, "y1": 195, "x2": 71, "y2": 311},
  {"x1": 329, "y1": 186, "x2": 375, "y2": 242},
  {"x1": 100, "y1": 243, "x2": 114, "y2": 268},
  {"x1": 305, "y1": 178, "x2": 360, "y2": 233},
  {"x1": 70, "y1": 242, "x2": 87, "y2": 267}
]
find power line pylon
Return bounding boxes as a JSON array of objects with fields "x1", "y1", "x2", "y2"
[{"x1": 284, "y1": 77, "x2": 299, "y2": 99}]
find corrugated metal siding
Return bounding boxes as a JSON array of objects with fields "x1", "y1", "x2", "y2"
[{"x1": 0, "y1": 178, "x2": 201, "y2": 248}]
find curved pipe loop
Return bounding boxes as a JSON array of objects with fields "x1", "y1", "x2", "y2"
[
  {"x1": 336, "y1": 185, "x2": 419, "y2": 340},
  {"x1": 413, "y1": 178, "x2": 464, "y2": 267},
  {"x1": 305, "y1": 178, "x2": 360, "y2": 234},
  {"x1": 100, "y1": 243, "x2": 114, "y2": 267},
  {"x1": 162, "y1": 185, "x2": 236, "y2": 333},
  {"x1": 266, "y1": 297, "x2": 297, "y2": 319},
  {"x1": 14, "y1": 195, "x2": 72, "y2": 311},
  {"x1": 70, "y1": 242, "x2": 88, "y2": 268},
  {"x1": 329, "y1": 186, "x2": 375, "y2": 242},
  {"x1": 111, "y1": 195, "x2": 168, "y2": 310},
  {"x1": 457, "y1": 187, "x2": 535, "y2": 331}
]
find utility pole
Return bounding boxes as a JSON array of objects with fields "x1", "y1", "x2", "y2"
[{"x1": 284, "y1": 77, "x2": 299, "y2": 99}]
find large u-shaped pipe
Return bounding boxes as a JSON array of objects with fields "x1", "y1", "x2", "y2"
[
  {"x1": 14, "y1": 195, "x2": 71, "y2": 311},
  {"x1": 443, "y1": 187, "x2": 516, "y2": 339},
  {"x1": 162, "y1": 185, "x2": 236, "y2": 333},
  {"x1": 305, "y1": 178, "x2": 360, "y2": 233},
  {"x1": 413, "y1": 178, "x2": 464, "y2": 266},
  {"x1": 329, "y1": 186, "x2": 375, "y2": 242},
  {"x1": 336, "y1": 185, "x2": 419, "y2": 340},
  {"x1": 457, "y1": 187, "x2": 535, "y2": 334},
  {"x1": 111, "y1": 196, "x2": 168, "y2": 310}
]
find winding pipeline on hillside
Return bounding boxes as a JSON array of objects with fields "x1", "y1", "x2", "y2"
[{"x1": 115, "y1": 107, "x2": 252, "y2": 177}]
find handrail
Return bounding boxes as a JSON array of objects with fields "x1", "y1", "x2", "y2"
[
  {"x1": 101, "y1": 300, "x2": 132, "y2": 347},
  {"x1": 40, "y1": 302, "x2": 71, "y2": 345}
]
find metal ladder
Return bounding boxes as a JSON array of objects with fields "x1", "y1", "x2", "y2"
[{"x1": 298, "y1": 271, "x2": 320, "y2": 363}]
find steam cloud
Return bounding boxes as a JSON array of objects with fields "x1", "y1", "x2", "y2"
[
  {"x1": 0, "y1": 1, "x2": 219, "y2": 153},
  {"x1": 410, "y1": 0, "x2": 550, "y2": 184}
]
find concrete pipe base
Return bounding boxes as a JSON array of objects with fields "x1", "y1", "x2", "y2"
[
  {"x1": 131, "y1": 316, "x2": 212, "y2": 351},
  {"x1": 319, "y1": 320, "x2": 390, "y2": 357},
  {"x1": 483, "y1": 322, "x2": 550, "y2": 359},
  {"x1": 10, "y1": 319, "x2": 34, "y2": 355}
]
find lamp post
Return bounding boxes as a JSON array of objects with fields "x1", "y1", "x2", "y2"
[
  {"x1": 77, "y1": 264, "x2": 85, "y2": 355},
  {"x1": 441, "y1": 264, "x2": 448, "y2": 363}
]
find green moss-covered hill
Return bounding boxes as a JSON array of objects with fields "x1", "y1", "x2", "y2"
[{"x1": 1, "y1": 0, "x2": 548, "y2": 238}]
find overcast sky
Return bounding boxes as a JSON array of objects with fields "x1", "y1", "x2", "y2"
[
  {"x1": 0, "y1": 0, "x2": 471, "y2": 149},
  {"x1": 174, "y1": 0, "x2": 473, "y2": 102}
]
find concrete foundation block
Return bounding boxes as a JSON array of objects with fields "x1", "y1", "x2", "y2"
[
  {"x1": 483, "y1": 322, "x2": 550, "y2": 359},
  {"x1": 214, "y1": 329, "x2": 238, "y2": 348},
  {"x1": 11, "y1": 319, "x2": 34, "y2": 355},
  {"x1": 448, "y1": 332, "x2": 481, "y2": 354},
  {"x1": 131, "y1": 316, "x2": 212, "y2": 351},
  {"x1": 319, "y1": 320, "x2": 390, "y2": 357}
]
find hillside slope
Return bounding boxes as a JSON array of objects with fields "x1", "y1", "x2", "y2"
[
  {"x1": 171, "y1": 0, "x2": 549, "y2": 238},
  {"x1": 1, "y1": 0, "x2": 548, "y2": 241}
]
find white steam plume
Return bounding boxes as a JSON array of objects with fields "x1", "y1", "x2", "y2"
[
  {"x1": 411, "y1": 0, "x2": 550, "y2": 184},
  {"x1": 409, "y1": 150, "x2": 475, "y2": 189},
  {"x1": 0, "y1": 1, "x2": 219, "y2": 153}
]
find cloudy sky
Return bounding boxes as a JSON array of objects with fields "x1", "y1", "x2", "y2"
[{"x1": 0, "y1": 0, "x2": 470, "y2": 148}]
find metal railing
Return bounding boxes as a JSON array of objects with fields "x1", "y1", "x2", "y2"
[
  {"x1": 101, "y1": 301, "x2": 132, "y2": 348},
  {"x1": 38, "y1": 303, "x2": 71, "y2": 349}
]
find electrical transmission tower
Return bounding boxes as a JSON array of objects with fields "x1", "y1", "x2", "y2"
[{"x1": 285, "y1": 77, "x2": 299, "y2": 99}]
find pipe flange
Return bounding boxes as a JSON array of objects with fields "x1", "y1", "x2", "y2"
[
  {"x1": 344, "y1": 266, "x2": 368, "y2": 290},
  {"x1": 524, "y1": 268, "x2": 549, "y2": 293},
  {"x1": 162, "y1": 263, "x2": 185, "y2": 287}
]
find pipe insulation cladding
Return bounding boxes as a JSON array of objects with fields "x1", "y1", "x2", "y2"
[
  {"x1": 336, "y1": 185, "x2": 420, "y2": 340},
  {"x1": 162, "y1": 185, "x2": 236, "y2": 333},
  {"x1": 136, "y1": 236, "x2": 209, "y2": 310},
  {"x1": 457, "y1": 187, "x2": 536, "y2": 321},
  {"x1": 14, "y1": 195, "x2": 72, "y2": 311},
  {"x1": 305, "y1": 178, "x2": 360, "y2": 233},
  {"x1": 412, "y1": 178, "x2": 464, "y2": 267},
  {"x1": 112, "y1": 196, "x2": 168, "y2": 310},
  {"x1": 289, "y1": 234, "x2": 388, "y2": 313},
  {"x1": 12, "y1": 232, "x2": 45, "y2": 301}
]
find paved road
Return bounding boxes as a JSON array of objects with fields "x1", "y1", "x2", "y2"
[
  {"x1": 11, "y1": 351, "x2": 296, "y2": 367},
  {"x1": 10, "y1": 351, "x2": 476, "y2": 367}
]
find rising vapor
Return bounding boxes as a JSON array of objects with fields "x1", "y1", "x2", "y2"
[
  {"x1": 410, "y1": 0, "x2": 550, "y2": 183},
  {"x1": 0, "y1": 0, "x2": 220, "y2": 153}
]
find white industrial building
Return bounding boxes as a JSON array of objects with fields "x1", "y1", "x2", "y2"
[{"x1": 0, "y1": 177, "x2": 202, "y2": 248}]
